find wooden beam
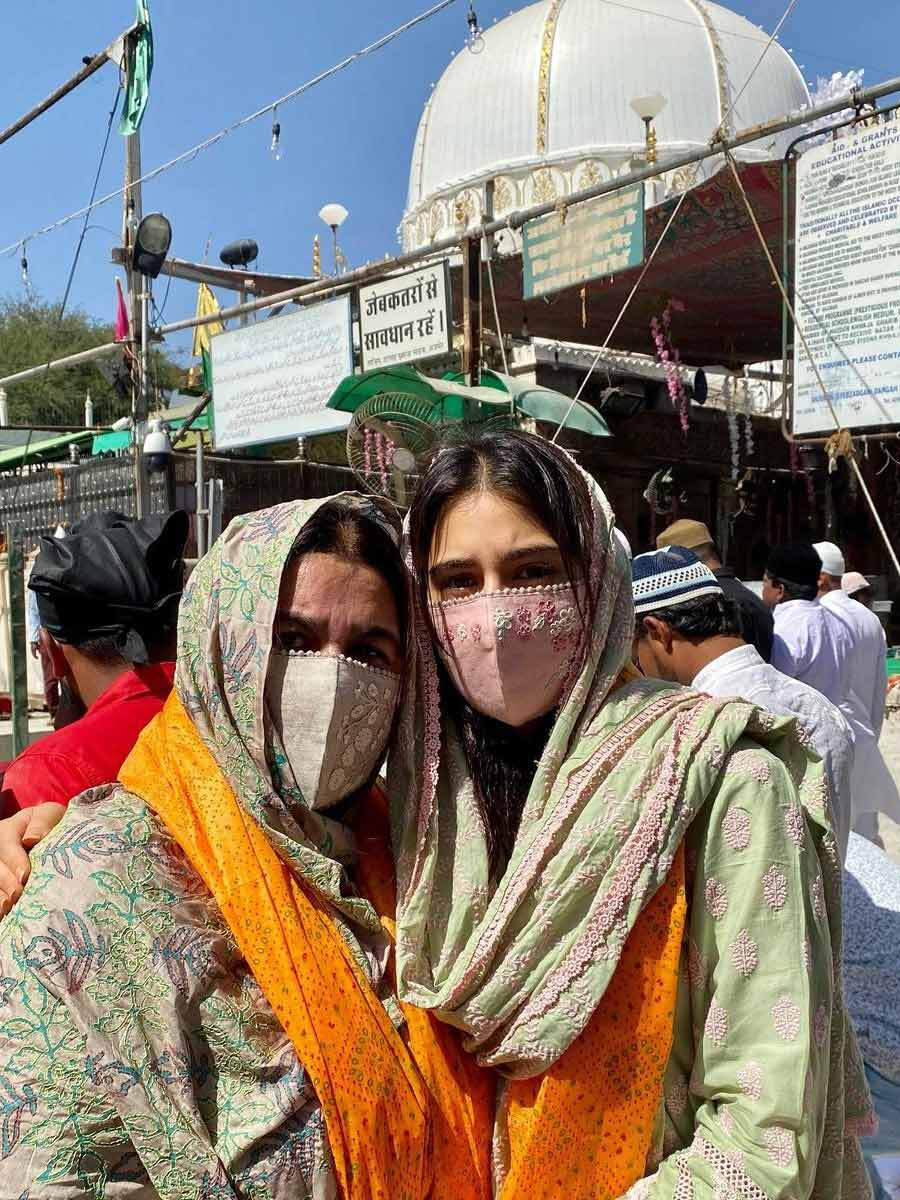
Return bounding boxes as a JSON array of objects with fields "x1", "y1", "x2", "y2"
[{"x1": 0, "y1": 24, "x2": 137, "y2": 148}]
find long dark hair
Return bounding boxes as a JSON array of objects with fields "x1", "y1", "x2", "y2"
[
  {"x1": 408, "y1": 429, "x2": 596, "y2": 875},
  {"x1": 290, "y1": 498, "x2": 408, "y2": 642}
]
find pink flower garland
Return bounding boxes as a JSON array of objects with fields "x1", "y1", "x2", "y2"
[
  {"x1": 650, "y1": 299, "x2": 690, "y2": 435},
  {"x1": 364, "y1": 428, "x2": 396, "y2": 492}
]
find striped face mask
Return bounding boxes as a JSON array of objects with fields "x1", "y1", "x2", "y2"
[{"x1": 431, "y1": 583, "x2": 582, "y2": 727}]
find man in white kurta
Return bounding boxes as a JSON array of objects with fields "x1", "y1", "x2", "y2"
[
  {"x1": 633, "y1": 547, "x2": 855, "y2": 858},
  {"x1": 763, "y1": 542, "x2": 855, "y2": 707},
  {"x1": 815, "y1": 541, "x2": 900, "y2": 841}
]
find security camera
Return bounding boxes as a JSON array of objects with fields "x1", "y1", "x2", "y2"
[{"x1": 143, "y1": 419, "x2": 173, "y2": 473}]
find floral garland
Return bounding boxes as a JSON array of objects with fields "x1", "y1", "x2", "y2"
[
  {"x1": 363, "y1": 428, "x2": 396, "y2": 492},
  {"x1": 742, "y1": 368, "x2": 754, "y2": 460},
  {"x1": 723, "y1": 373, "x2": 740, "y2": 480},
  {"x1": 650, "y1": 298, "x2": 690, "y2": 435}
]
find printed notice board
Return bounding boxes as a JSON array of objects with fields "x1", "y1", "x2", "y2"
[
  {"x1": 793, "y1": 122, "x2": 900, "y2": 435},
  {"x1": 522, "y1": 184, "x2": 645, "y2": 300},
  {"x1": 359, "y1": 261, "x2": 452, "y2": 371},
  {"x1": 211, "y1": 295, "x2": 353, "y2": 450}
]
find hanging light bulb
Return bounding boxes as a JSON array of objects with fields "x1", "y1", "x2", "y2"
[
  {"x1": 126, "y1": 198, "x2": 139, "y2": 237},
  {"x1": 20, "y1": 245, "x2": 30, "y2": 293},
  {"x1": 466, "y1": 2, "x2": 485, "y2": 53},
  {"x1": 270, "y1": 108, "x2": 283, "y2": 161}
]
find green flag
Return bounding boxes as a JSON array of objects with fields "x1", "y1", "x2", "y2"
[{"x1": 119, "y1": 0, "x2": 153, "y2": 136}]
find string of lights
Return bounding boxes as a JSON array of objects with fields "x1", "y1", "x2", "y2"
[{"x1": 0, "y1": 0, "x2": 459, "y2": 261}]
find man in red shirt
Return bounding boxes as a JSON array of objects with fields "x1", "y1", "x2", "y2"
[{"x1": 0, "y1": 510, "x2": 188, "y2": 838}]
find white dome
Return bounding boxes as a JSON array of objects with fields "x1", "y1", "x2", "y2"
[{"x1": 402, "y1": 0, "x2": 808, "y2": 251}]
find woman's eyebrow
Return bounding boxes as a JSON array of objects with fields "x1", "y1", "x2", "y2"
[
  {"x1": 353, "y1": 624, "x2": 402, "y2": 650},
  {"x1": 275, "y1": 614, "x2": 318, "y2": 633},
  {"x1": 429, "y1": 557, "x2": 476, "y2": 578},
  {"x1": 498, "y1": 544, "x2": 561, "y2": 564}
]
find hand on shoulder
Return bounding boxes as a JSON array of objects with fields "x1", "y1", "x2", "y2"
[{"x1": 0, "y1": 802, "x2": 66, "y2": 915}]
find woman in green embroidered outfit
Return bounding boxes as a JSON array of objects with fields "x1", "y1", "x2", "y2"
[
  {"x1": 0, "y1": 495, "x2": 408, "y2": 1198},
  {"x1": 390, "y1": 428, "x2": 875, "y2": 1198}
]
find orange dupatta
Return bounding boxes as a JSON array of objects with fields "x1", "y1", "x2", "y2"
[{"x1": 121, "y1": 689, "x2": 685, "y2": 1200}]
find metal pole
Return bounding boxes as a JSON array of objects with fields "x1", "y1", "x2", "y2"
[
  {"x1": 6, "y1": 529, "x2": 28, "y2": 757},
  {"x1": 152, "y1": 74, "x2": 900, "y2": 340},
  {"x1": 462, "y1": 235, "x2": 482, "y2": 390},
  {"x1": 0, "y1": 341, "x2": 121, "y2": 389},
  {"x1": 195, "y1": 434, "x2": 207, "y2": 558},
  {"x1": 134, "y1": 287, "x2": 151, "y2": 518},
  {"x1": 0, "y1": 23, "x2": 136, "y2": 149}
]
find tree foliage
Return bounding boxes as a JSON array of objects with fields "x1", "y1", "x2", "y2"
[{"x1": 0, "y1": 296, "x2": 183, "y2": 429}]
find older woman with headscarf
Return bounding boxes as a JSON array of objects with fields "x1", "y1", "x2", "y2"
[
  {"x1": 0, "y1": 495, "x2": 495, "y2": 1199},
  {"x1": 391, "y1": 429, "x2": 875, "y2": 1199}
]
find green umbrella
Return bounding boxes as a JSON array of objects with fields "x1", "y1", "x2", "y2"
[
  {"x1": 327, "y1": 364, "x2": 611, "y2": 437},
  {"x1": 327, "y1": 365, "x2": 510, "y2": 423},
  {"x1": 442, "y1": 370, "x2": 612, "y2": 437}
]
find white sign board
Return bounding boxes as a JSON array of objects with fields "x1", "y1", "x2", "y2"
[
  {"x1": 359, "y1": 262, "x2": 451, "y2": 371},
  {"x1": 211, "y1": 295, "x2": 353, "y2": 450},
  {"x1": 793, "y1": 123, "x2": 900, "y2": 435}
]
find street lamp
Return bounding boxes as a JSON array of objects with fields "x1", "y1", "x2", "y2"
[
  {"x1": 629, "y1": 94, "x2": 668, "y2": 166},
  {"x1": 132, "y1": 212, "x2": 172, "y2": 517},
  {"x1": 133, "y1": 212, "x2": 172, "y2": 279},
  {"x1": 319, "y1": 203, "x2": 349, "y2": 274}
]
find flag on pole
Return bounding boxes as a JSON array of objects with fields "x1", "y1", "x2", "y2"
[
  {"x1": 119, "y1": 0, "x2": 154, "y2": 136},
  {"x1": 192, "y1": 283, "x2": 224, "y2": 392},
  {"x1": 114, "y1": 277, "x2": 130, "y2": 342}
]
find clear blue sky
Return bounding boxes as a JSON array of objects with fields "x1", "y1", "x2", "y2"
[{"x1": 1, "y1": 0, "x2": 896, "y2": 370}]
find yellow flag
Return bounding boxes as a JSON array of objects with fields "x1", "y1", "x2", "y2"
[{"x1": 191, "y1": 283, "x2": 224, "y2": 359}]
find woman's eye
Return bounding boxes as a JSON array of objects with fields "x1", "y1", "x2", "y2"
[
  {"x1": 439, "y1": 574, "x2": 479, "y2": 597},
  {"x1": 515, "y1": 562, "x2": 557, "y2": 582},
  {"x1": 275, "y1": 631, "x2": 311, "y2": 653},
  {"x1": 352, "y1": 643, "x2": 390, "y2": 668}
]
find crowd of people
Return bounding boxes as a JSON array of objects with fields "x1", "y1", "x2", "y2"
[{"x1": 0, "y1": 428, "x2": 894, "y2": 1198}]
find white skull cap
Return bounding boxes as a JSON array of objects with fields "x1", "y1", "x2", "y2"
[{"x1": 812, "y1": 541, "x2": 845, "y2": 577}]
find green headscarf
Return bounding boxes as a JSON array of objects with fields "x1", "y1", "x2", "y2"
[
  {"x1": 389, "y1": 462, "x2": 837, "y2": 1077},
  {"x1": 177, "y1": 492, "x2": 401, "y2": 938}
]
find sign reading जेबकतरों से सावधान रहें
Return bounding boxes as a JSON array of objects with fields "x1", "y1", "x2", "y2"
[
  {"x1": 210, "y1": 295, "x2": 354, "y2": 451},
  {"x1": 358, "y1": 261, "x2": 452, "y2": 372},
  {"x1": 792, "y1": 121, "x2": 900, "y2": 436},
  {"x1": 521, "y1": 184, "x2": 645, "y2": 300}
]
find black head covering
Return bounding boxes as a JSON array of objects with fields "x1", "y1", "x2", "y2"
[
  {"x1": 29, "y1": 509, "x2": 189, "y2": 663},
  {"x1": 766, "y1": 542, "x2": 822, "y2": 592}
]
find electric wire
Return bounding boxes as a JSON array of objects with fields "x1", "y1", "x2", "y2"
[
  {"x1": 0, "y1": 0, "x2": 458, "y2": 260},
  {"x1": 549, "y1": 0, "x2": 803, "y2": 443},
  {"x1": 7, "y1": 76, "x2": 120, "y2": 507},
  {"x1": 723, "y1": 147, "x2": 900, "y2": 578}
]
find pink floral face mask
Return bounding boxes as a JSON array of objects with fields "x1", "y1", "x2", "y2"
[{"x1": 431, "y1": 583, "x2": 582, "y2": 726}]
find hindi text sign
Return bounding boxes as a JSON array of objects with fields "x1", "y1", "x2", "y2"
[
  {"x1": 793, "y1": 123, "x2": 900, "y2": 435},
  {"x1": 359, "y1": 262, "x2": 452, "y2": 371},
  {"x1": 211, "y1": 296, "x2": 353, "y2": 450},
  {"x1": 522, "y1": 185, "x2": 645, "y2": 300}
]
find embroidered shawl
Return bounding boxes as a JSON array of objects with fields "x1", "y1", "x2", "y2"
[{"x1": 389, "y1": 470, "x2": 843, "y2": 1076}]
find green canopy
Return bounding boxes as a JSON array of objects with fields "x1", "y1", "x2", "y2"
[
  {"x1": 328, "y1": 364, "x2": 611, "y2": 437},
  {"x1": 442, "y1": 370, "x2": 612, "y2": 438},
  {"x1": 328, "y1": 365, "x2": 509, "y2": 423},
  {"x1": 0, "y1": 430, "x2": 93, "y2": 470},
  {"x1": 91, "y1": 411, "x2": 211, "y2": 455}
]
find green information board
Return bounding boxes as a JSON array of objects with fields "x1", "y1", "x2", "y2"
[{"x1": 522, "y1": 184, "x2": 645, "y2": 300}]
